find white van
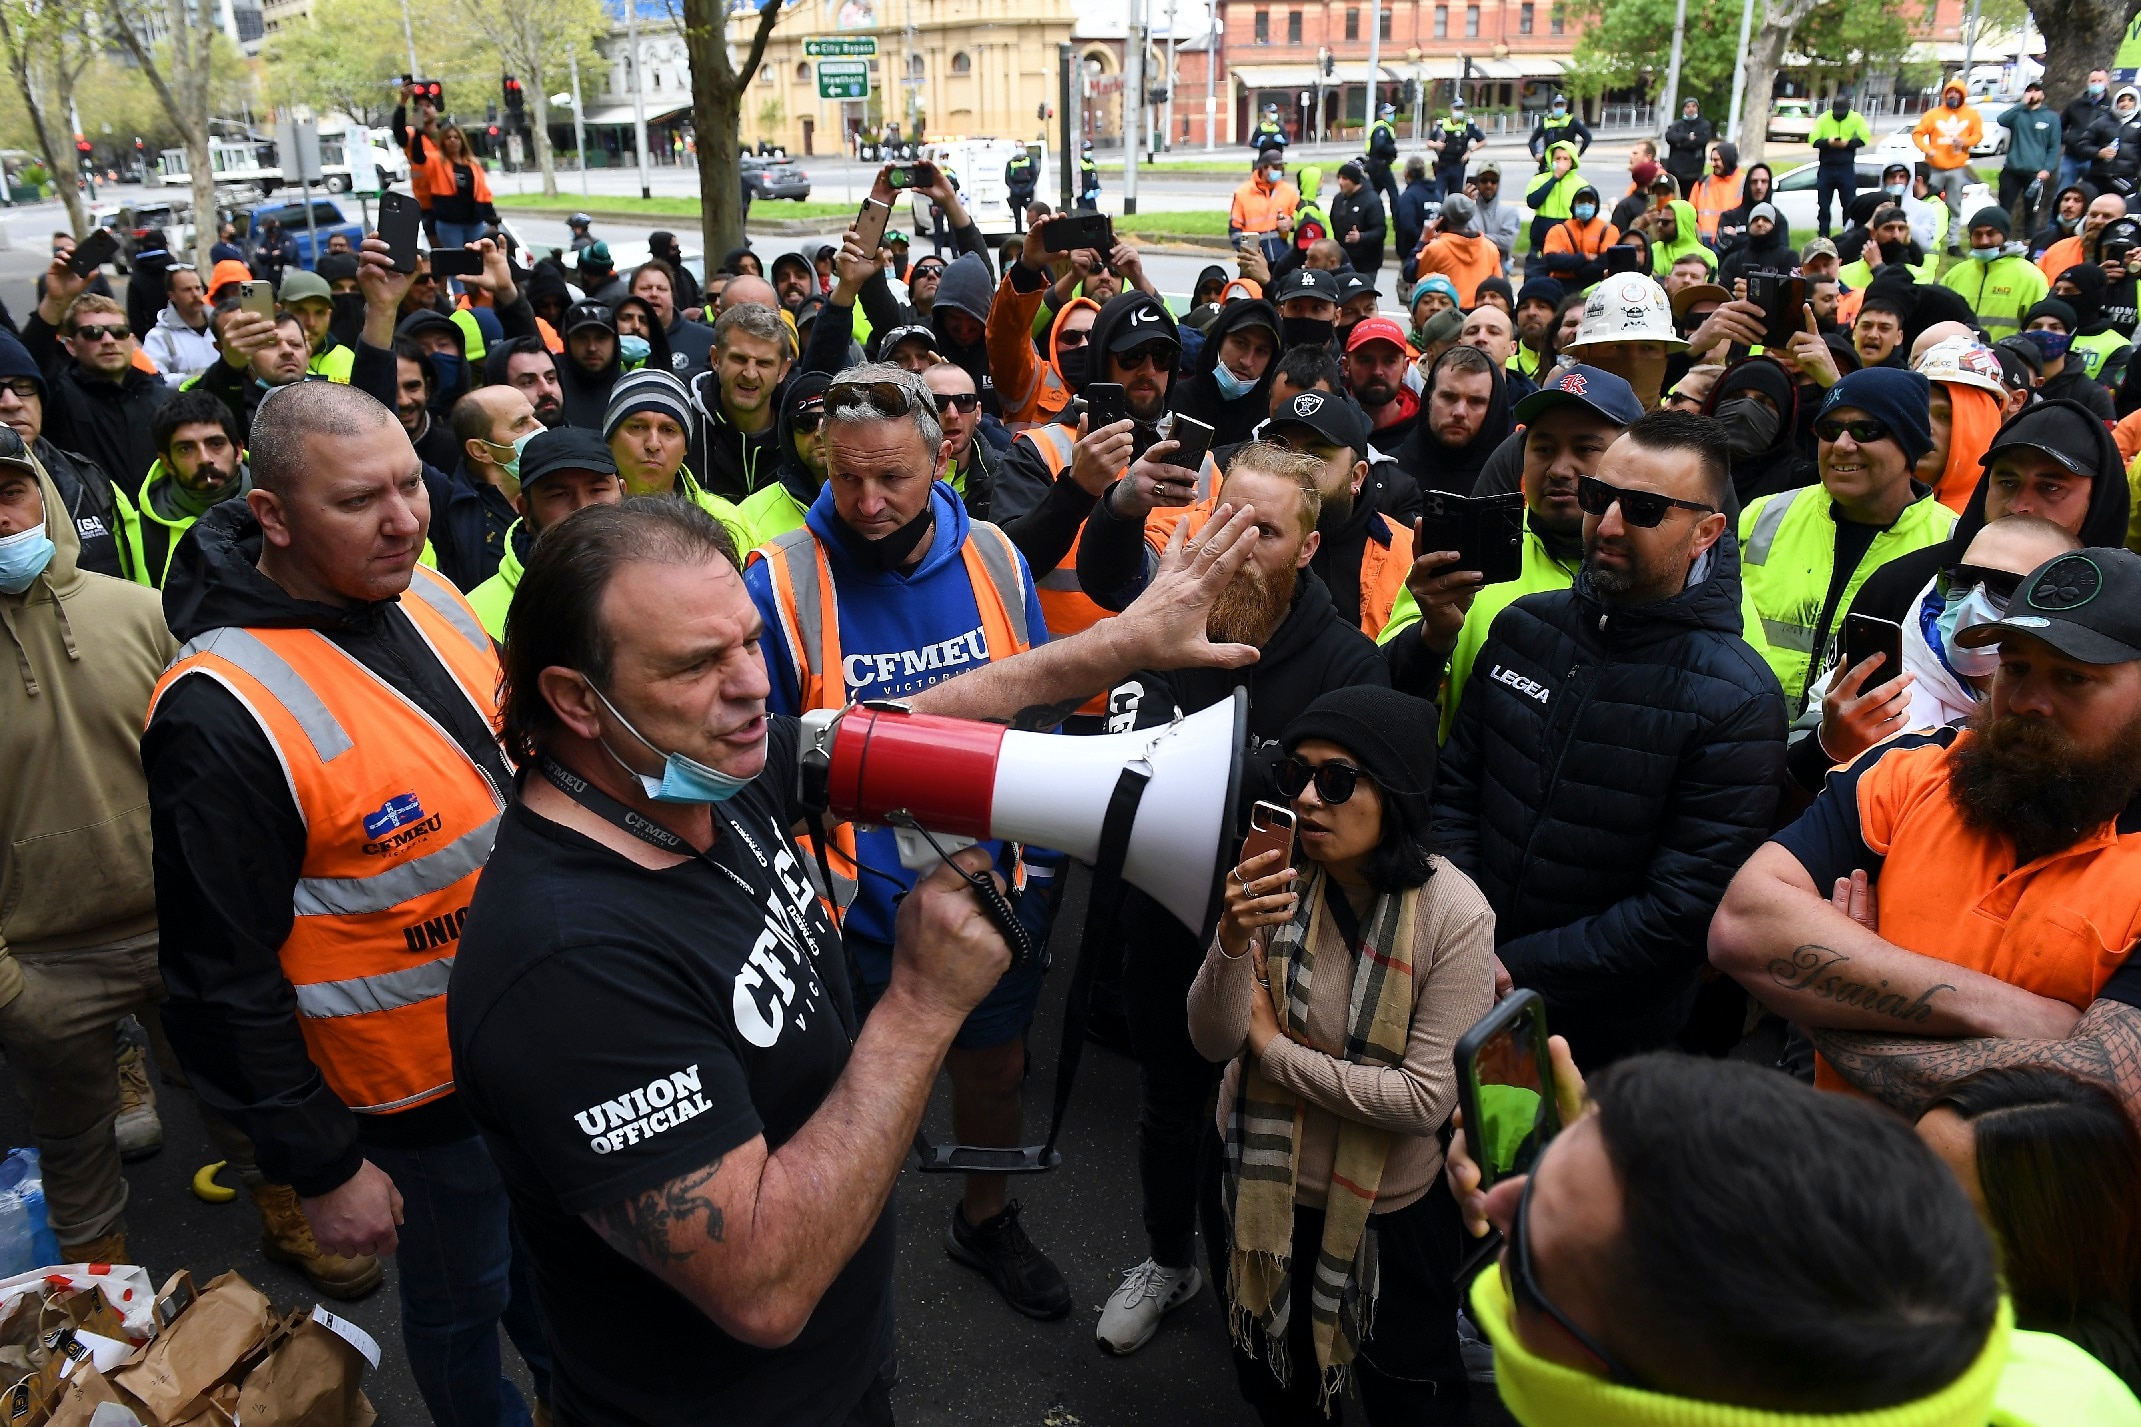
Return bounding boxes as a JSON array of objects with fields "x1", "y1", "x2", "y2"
[
  {"x1": 320, "y1": 127, "x2": 407, "y2": 194},
  {"x1": 909, "y1": 138, "x2": 1049, "y2": 239}
]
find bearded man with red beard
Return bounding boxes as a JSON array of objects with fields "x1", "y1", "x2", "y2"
[
  {"x1": 1076, "y1": 440, "x2": 1390, "y2": 1356},
  {"x1": 1714, "y1": 546, "x2": 2141, "y2": 1117}
]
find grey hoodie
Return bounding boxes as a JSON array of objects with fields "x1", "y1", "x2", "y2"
[
  {"x1": 1474, "y1": 185, "x2": 1522, "y2": 265},
  {"x1": 144, "y1": 304, "x2": 218, "y2": 387}
]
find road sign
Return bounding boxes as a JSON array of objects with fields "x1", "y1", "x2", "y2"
[
  {"x1": 805, "y1": 36, "x2": 877, "y2": 56},
  {"x1": 817, "y1": 59, "x2": 870, "y2": 99}
]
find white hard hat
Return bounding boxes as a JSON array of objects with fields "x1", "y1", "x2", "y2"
[
  {"x1": 1564, "y1": 272, "x2": 1688, "y2": 353},
  {"x1": 1913, "y1": 336, "x2": 2006, "y2": 396}
]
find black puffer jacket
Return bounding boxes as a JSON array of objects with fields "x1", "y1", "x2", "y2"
[{"x1": 1431, "y1": 530, "x2": 1786, "y2": 1066}]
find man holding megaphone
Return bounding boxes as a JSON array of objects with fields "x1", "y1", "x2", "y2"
[{"x1": 448, "y1": 479, "x2": 1266, "y2": 1426}]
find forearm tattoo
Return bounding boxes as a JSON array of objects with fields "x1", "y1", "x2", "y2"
[
  {"x1": 1767, "y1": 944, "x2": 1950, "y2": 1025},
  {"x1": 1810, "y1": 999, "x2": 2141, "y2": 1121},
  {"x1": 588, "y1": 1159, "x2": 727, "y2": 1266},
  {"x1": 1007, "y1": 696, "x2": 1091, "y2": 732}
]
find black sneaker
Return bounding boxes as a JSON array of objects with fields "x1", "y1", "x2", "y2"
[{"x1": 945, "y1": 1200, "x2": 1072, "y2": 1320}]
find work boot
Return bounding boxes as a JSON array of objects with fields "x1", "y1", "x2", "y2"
[
  {"x1": 114, "y1": 1044, "x2": 162, "y2": 1162},
  {"x1": 251, "y1": 1182, "x2": 384, "y2": 1300},
  {"x1": 945, "y1": 1200, "x2": 1072, "y2": 1321},
  {"x1": 60, "y1": 1230, "x2": 127, "y2": 1267}
]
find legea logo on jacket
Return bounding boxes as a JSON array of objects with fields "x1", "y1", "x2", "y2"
[
  {"x1": 1489, "y1": 663, "x2": 1551, "y2": 704},
  {"x1": 362, "y1": 792, "x2": 442, "y2": 855}
]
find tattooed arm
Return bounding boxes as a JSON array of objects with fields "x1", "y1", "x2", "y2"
[
  {"x1": 581, "y1": 852, "x2": 1012, "y2": 1348},
  {"x1": 1809, "y1": 997, "x2": 2141, "y2": 1121},
  {"x1": 1709, "y1": 843, "x2": 2083, "y2": 1039},
  {"x1": 908, "y1": 502, "x2": 1262, "y2": 725}
]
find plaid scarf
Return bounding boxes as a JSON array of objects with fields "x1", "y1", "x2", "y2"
[{"x1": 1222, "y1": 865, "x2": 1418, "y2": 1409}]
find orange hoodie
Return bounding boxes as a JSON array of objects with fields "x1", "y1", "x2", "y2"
[
  {"x1": 1930, "y1": 382, "x2": 2007, "y2": 513},
  {"x1": 1913, "y1": 82, "x2": 1982, "y2": 171},
  {"x1": 987, "y1": 264, "x2": 1099, "y2": 429},
  {"x1": 1411, "y1": 230, "x2": 1504, "y2": 305}
]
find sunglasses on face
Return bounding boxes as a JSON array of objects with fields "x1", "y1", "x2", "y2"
[
  {"x1": 933, "y1": 390, "x2": 980, "y2": 414},
  {"x1": 1575, "y1": 475, "x2": 1715, "y2": 528},
  {"x1": 1276, "y1": 756, "x2": 1367, "y2": 805},
  {"x1": 1948, "y1": 563, "x2": 2024, "y2": 604},
  {"x1": 1057, "y1": 328, "x2": 1091, "y2": 350},
  {"x1": 792, "y1": 406, "x2": 826, "y2": 434},
  {"x1": 1509, "y1": 1172, "x2": 1651, "y2": 1387},
  {"x1": 1114, "y1": 343, "x2": 1177, "y2": 372},
  {"x1": 1813, "y1": 416, "x2": 1891, "y2": 446},
  {"x1": 826, "y1": 379, "x2": 920, "y2": 419},
  {"x1": 72, "y1": 324, "x2": 129, "y2": 342}
]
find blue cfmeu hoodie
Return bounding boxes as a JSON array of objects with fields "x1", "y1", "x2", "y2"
[{"x1": 746, "y1": 479, "x2": 1051, "y2": 949}]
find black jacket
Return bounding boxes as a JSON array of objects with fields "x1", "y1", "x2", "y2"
[
  {"x1": 1169, "y1": 298, "x2": 1280, "y2": 450},
  {"x1": 2066, "y1": 99, "x2": 2119, "y2": 163},
  {"x1": 685, "y1": 291, "x2": 857, "y2": 501},
  {"x1": 36, "y1": 439, "x2": 122, "y2": 579},
  {"x1": 143, "y1": 501, "x2": 511, "y2": 1195},
  {"x1": 1664, "y1": 116, "x2": 1715, "y2": 180},
  {"x1": 22, "y1": 313, "x2": 170, "y2": 490},
  {"x1": 1331, "y1": 186, "x2": 1387, "y2": 273},
  {"x1": 1394, "y1": 351, "x2": 1513, "y2": 497},
  {"x1": 1431, "y1": 530, "x2": 1787, "y2": 1066}
]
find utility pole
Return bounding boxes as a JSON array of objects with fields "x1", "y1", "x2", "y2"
[
  {"x1": 1204, "y1": 6, "x2": 1217, "y2": 150},
  {"x1": 1060, "y1": 41, "x2": 1076, "y2": 209},
  {"x1": 1124, "y1": 0, "x2": 1143, "y2": 214},
  {"x1": 1658, "y1": 0, "x2": 1686, "y2": 141},
  {"x1": 398, "y1": 0, "x2": 419, "y2": 79},
  {"x1": 1961, "y1": 0, "x2": 1982, "y2": 87},
  {"x1": 1162, "y1": 0, "x2": 1177, "y2": 153},
  {"x1": 570, "y1": 43, "x2": 588, "y2": 196},
  {"x1": 1725, "y1": 0, "x2": 1754, "y2": 147},
  {"x1": 626, "y1": 0, "x2": 651, "y2": 199},
  {"x1": 1366, "y1": 0, "x2": 1382, "y2": 144}
]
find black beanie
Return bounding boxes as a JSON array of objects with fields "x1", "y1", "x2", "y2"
[{"x1": 1281, "y1": 687, "x2": 1439, "y2": 838}]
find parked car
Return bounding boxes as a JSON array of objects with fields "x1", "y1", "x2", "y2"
[
  {"x1": 113, "y1": 201, "x2": 195, "y2": 272},
  {"x1": 1770, "y1": 156, "x2": 1990, "y2": 238},
  {"x1": 233, "y1": 196, "x2": 365, "y2": 271},
  {"x1": 1768, "y1": 99, "x2": 1816, "y2": 144},
  {"x1": 742, "y1": 154, "x2": 811, "y2": 201}
]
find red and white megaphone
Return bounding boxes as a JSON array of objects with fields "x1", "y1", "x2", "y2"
[{"x1": 797, "y1": 688, "x2": 1247, "y2": 931}]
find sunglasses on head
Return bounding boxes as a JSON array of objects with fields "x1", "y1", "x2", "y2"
[
  {"x1": 1114, "y1": 343, "x2": 1177, "y2": 372},
  {"x1": 1949, "y1": 563, "x2": 2024, "y2": 604},
  {"x1": 1276, "y1": 756, "x2": 1368, "y2": 805},
  {"x1": 826, "y1": 379, "x2": 920, "y2": 419},
  {"x1": 1813, "y1": 416, "x2": 1891, "y2": 446},
  {"x1": 1575, "y1": 474, "x2": 1715, "y2": 528},
  {"x1": 933, "y1": 390, "x2": 980, "y2": 414}
]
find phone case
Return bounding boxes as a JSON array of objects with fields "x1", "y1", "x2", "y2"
[
  {"x1": 1418, "y1": 490, "x2": 1525, "y2": 586},
  {"x1": 1085, "y1": 382, "x2": 1128, "y2": 431},
  {"x1": 377, "y1": 193, "x2": 422, "y2": 274},
  {"x1": 1452, "y1": 990, "x2": 1559, "y2": 1193},
  {"x1": 1169, "y1": 416, "x2": 1216, "y2": 472},
  {"x1": 1843, "y1": 614, "x2": 1904, "y2": 681}
]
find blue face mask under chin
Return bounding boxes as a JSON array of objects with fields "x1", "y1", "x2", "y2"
[
  {"x1": 619, "y1": 334, "x2": 652, "y2": 364},
  {"x1": 1210, "y1": 360, "x2": 1256, "y2": 400},
  {"x1": 591, "y1": 684, "x2": 756, "y2": 804}
]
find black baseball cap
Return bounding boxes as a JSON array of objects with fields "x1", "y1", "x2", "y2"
[
  {"x1": 1105, "y1": 293, "x2": 1180, "y2": 353},
  {"x1": 517, "y1": 427, "x2": 618, "y2": 490},
  {"x1": 1981, "y1": 402, "x2": 2101, "y2": 478},
  {"x1": 1512, "y1": 364, "x2": 1645, "y2": 427},
  {"x1": 563, "y1": 300, "x2": 615, "y2": 336},
  {"x1": 1263, "y1": 388, "x2": 1370, "y2": 454},
  {"x1": 1335, "y1": 271, "x2": 1378, "y2": 306},
  {"x1": 1954, "y1": 548, "x2": 2141, "y2": 664},
  {"x1": 1273, "y1": 268, "x2": 1341, "y2": 304}
]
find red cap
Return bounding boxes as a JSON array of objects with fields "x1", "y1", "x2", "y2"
[{"x1": 1345, "y1": 315, "x2": 1412, "y2": 355}]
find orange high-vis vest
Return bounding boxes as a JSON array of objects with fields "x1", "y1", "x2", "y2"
[
  {"x1": 1015, "y1": 423, "x2": 1116, "y2": 640},
  {"x1": 146, "y1": 565, "x2": 505, "y2": 1116},
  {"x1": 750, "y1": 519, "x2": 1033, "y2": 906}
]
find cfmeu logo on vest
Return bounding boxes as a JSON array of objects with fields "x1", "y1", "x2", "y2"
[{"x1": 362, "y1": 791, "x2": 443, "y2": 857}]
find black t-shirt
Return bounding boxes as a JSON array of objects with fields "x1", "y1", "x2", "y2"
[{"x1": 448, "y1": 716, "x2": 890, "y2": 1426}]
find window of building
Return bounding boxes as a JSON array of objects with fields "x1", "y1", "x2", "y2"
[
  {"x1": 951, "y1": 50, "x2": 971, "y2": 73},
  {"x1": 1345, "y1": 7, "x2": 1358, "y2": 38},
  {"x1": 1464, "y1": 4, "x2": 1479, "y2": 35},
  {"x1": 1550, "y1": 8, "x2": 1562, "y2": 32},
  {"x1": 1519, "y1": 2, "x2": 1533, "y2": 31},
  {"x1": 796, "y1": 60, "x2": 810, "y2": 81},
  {"x1": 1287, "y1": 10, "x2": 1302, "y2": 42},
  {"x1": 1254, "y1": 8, "x2": 1268, "y2": 40},
  {"x1": 1433, "y1": 4, "x2": 1446, "y2": 36},
  {"x1": 907, "y1": 53, "x2": 925, "y2": 79},
  {"x1": 1379, "y1": 7, "x2": 1391, "y2": 38}
]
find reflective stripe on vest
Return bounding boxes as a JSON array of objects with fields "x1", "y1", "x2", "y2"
[
  {"x1": 753, "y1": 521, "x2": 1033, "y2": 906},
  {"x1": 146, "y1": 565, "x2": 505, "y2": 1115},
  {"x1": 1743, "y1": 484, "x2": 1800, "y2": 566}
]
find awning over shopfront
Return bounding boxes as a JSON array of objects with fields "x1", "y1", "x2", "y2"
[{"x1": 578, "y1": 102, "x2": 692, "y2": 127}]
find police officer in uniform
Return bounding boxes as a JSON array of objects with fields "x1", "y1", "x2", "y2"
[
  {"x1": 1529, "y1": 93, "x2": 1592, "y2": 171},
  {"x1": 1079, "y1": 140, "x2": 1102, "y2": 211},
  {"x1": 1431, "y1": 98, "x2": 1487, "y2": 200},
  {"x1": 1005, "y1": 146, "x2": 1039, "y2": 231},
  {"x1": 1251, "y1": 103, "x2": 1289, "y2": 152},
  {"x1": 1364, "y1": 101, "x2": 1401, "y2": 214}
]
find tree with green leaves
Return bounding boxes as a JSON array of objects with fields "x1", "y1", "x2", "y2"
[
  {"x1": 450, "y1": 0, "x2": 604, "y2": 198},
  {"x1": 681, "y1": 0, "x2": 783, "y2": 259},
  {"x1": 0, "y1": 0, "x2": 98, "y2": 236},
  {"x1": 1558, "y1": 0, "x2": 1740, "y2": 117},
  {"x1": 263, "y1": 0, "x2": 408, "y2": 127},
  {"x1": 100, "y1": 0, "x2": 222, "y2": 272}
]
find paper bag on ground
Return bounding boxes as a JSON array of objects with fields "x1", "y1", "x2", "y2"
[
  {"x1": 43, "y1": 1365, "x2": 121, "y2": 1427},
  {"x1": 108, "y1": 1274, "x2": 270, "y2": 1426},
  {"x1": 234, "y1": 1312, "x2": 370, "y2": 1427}
]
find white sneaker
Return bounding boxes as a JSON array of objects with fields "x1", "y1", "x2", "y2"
[{"x1": 1095, "y1": 1258, "x2": 1202, "y2": 1355}]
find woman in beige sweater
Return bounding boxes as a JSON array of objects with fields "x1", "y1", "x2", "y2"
[{"x1": 1189, "y1": 686, "x2": 1496, "y2": 1425}]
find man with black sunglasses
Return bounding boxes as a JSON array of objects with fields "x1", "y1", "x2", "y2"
[
  {"x1": 24, "y1": 262, "x2": 171, "y2": 495},
  {"x1": 925, "y1": 361, "x2": 997, "y2": 521},
  {"x1": 1433, "y1": 410, "x2": 1786, "y2": 1067},
  {"x1": 1739, "y1": 367, "x2": 1954, "y2": 718}
]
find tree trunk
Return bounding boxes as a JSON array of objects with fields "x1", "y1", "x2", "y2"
[
  {"x1": 683, "y1": 0, "x2": 781, "y2": 261},
  {"x1": 532, "y1": 71, "x2": 557, "y2": 197},
  {"x1": 2035, "y1": 0, "x2": 2141, "y2": 112},
  {"x1": 1732, "y1": 0, "x2": 1822, "y2": 170},
  {"x1": 188, "y1": 129, "x2": 216, "y2": 275},
  {"x1": 7, "y1": 53, "x2": 86, "y2": 236},
  {"x1": 49, "y1": 60, "x2": 90, "y2": 237}
]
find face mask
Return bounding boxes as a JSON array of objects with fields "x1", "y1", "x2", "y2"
[
  {"x1": 1831, "y1": 100, "x2": 1849, "y2": 117},
  {"x1": 1879, "y1": 239, "x2": 1913, "y2": 263},
  {"x1": 1334, "y1": 319, "x2": 1361, "y2": 349},
  {"x1": 482, "y1": 429, "x2": 538, "y2": 480},
  {"x1": 1057, "y1": 344, "x2": 1089, "y2": 389},
  {"x1": 1572, "y1": 201, "x2": 1597, "y2": 221},
  {"x1": 1211, "y1": 359, "x2": 1256, "y2": 400},
  {"x1": 428, "y1": 351, "x2": 463, "y2": 400},
  {"x1": 1938, "y1": 583, "x2": 2007, "y2": 678},
  {"x1": 1552, "y1": 102, "x2": 1567, "y2": 114},
  {"x1": 1714, "y1": 396, "x2": 1780, "y2": 456},
  {"x1": 0, "y1": 520, "x2": 55, "y2": 594},
  {"x1": 1945, "y1": 93, "x2": 1962, "y2": 108},
  {"x1": 1885, "y1": 182, "x2": 1907, "y2": 199},
  {"x1": 591, "y1": 683, "x2": 755, "y2": 804},
  {"x1": 2024, "y1": 328, "x2": 2072, "y2": 360},
  {"x1": 1281, "y1": 316, "x2": 1335, "y2": 348},
  {"x1": 2091, "y1": 81, "x2": 2108, "y2": 98},
  {"x1": 618, "y1": 334, "x2": 651, "y2": 364},
  {"x1": 1970, "y1": 244, "x2": 2001, "y2": 262}
]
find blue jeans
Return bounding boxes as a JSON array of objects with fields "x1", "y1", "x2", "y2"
[
  {"x1": 368, "y1": 1136, "x2": 552, "y2": 1427},
  {"x1": 2061, "y1": 154, "x2": 2085, "y2": 192}
]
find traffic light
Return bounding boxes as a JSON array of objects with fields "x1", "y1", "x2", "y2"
[
  {"x1": 503, "y1": 75, "x2": 525, "y2": 119},
  {"x1": 405, "y1": 77, "x2": 444, "y2": 109}
]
